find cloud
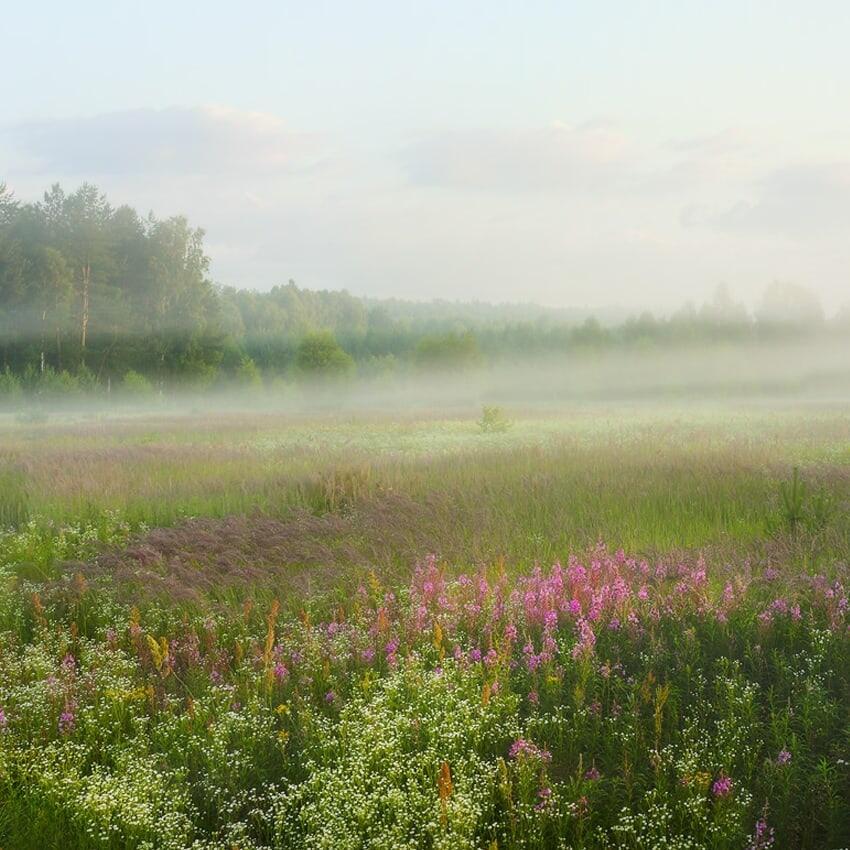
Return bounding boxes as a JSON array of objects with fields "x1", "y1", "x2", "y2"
[
  {"x1": 668, "y1": 127, "x2": 749, "y2": 156},
  {"x1": 3, "y1": 106, "x2": 321, "y2": 176},
  {"x1": 691, "y1": 163, "x2": 850, "y2": 236},
  {"x1": 401, "y1": 121, "x2": 636, "y2": 194}
]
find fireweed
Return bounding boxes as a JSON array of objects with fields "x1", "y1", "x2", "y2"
[{"x1": 0, "y1": 546, "x2": 847, "y2": 848}]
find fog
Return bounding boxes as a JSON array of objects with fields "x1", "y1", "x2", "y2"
[{"x1": 6, "y1": 337, "x2": 848, "y2": 427}]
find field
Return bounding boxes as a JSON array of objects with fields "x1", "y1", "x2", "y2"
[{"x1": 0, "y1": 404, "x2": 848, "y2": 848}]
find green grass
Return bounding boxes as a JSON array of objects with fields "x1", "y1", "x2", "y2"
[{"x1": 0, "y1": 404, "x2": 848, "y2": 572}]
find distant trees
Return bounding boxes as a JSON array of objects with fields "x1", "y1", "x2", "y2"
[
  {"x1": 0, "y1": 183, "x2": 223, "y2": 383},
  {"x1": 757, "y1": 282, "x2": 824, "y2": 327},
  {"x1": 0, "y1": 181, "x2": 845, "y2": 401},
  {"x1": 294, "y1": 331, "x2": 355, "y2": 380},
  {"x1": 414, "y1": 331, "x2": 481, "y2": 371}
]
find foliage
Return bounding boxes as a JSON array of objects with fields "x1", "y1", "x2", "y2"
[
  {"x1": 0, "y1": 466, "x2": 29, "y2": 529},
  {"x1": 1, "y1": 183, "x2": 845, "y2": 397},
  {"x1": 0, "y1": 368, "x2": 22, "y2": 402},
  {"x1": 775, "y1": 467, "x2": 837, "y2": 536},
  {"x1": 120, "y1": 370, "x2": 155, "y2": 397},
  {"x1": 415, "y1": 330, "x2": 481, "y2": 372},
  {"x1": 294, "y1": 331, "x2": 355, "y2": 381},
  {"x1": 0, "y1": 545, "x2": 846, "y2": 848},
  {"x1": 478, "y1": 405, "x2": 512, "y2": 434}
]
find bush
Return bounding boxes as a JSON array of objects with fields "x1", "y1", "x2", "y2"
[
  {"x1": 0, "y1": 368, "x2": 22, "y2": 403},
  {"x1": 295, "y1": 331, "x2": 355, "y2": 382},
  {"x1": 478, "y1": 405, "x2": 512, "y2": 434},
  {"x1": 120, "y1": 369, "x2": 155, "y2": 397},
  {"x1": 415, "y1": 331, "x2": 481, "y2": 372},
  {"x1": 233, "y1": 355, "x2": 263, "y2": 390}
]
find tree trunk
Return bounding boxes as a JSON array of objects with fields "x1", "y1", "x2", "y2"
[
  {"x1": 40, "y1": 309, "x2": 46, "y2": 374},
  {"x1": 80, "y1": 262, "x2": 91, "y2": 363}
]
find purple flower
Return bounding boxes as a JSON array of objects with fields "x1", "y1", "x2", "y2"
[
  {"x1": 0, "y1": 707, "x2": 7, "y2": 731},
  {"x1": 534, "y1": 786, "x2": 552, "y2": 811},
  {"x1": 748, "y1": 817, "x2": 775, "y2": 850},
  {"x1": 508, "y1": 738, "x2": 551, "y2": 762},
  {"x1": 776, "y1": 749, "x2": 792, "y2": 766},
  {"x1": 324, "y1": 690, "x2": 336, "y2": 704},
  {"x1": 58, "y1": 705, "x2": 76, "y2": 735},
  {"x1": 584, "y1": 766, "x2": 601, "y2": 781},
  {"x1": 712, "y1": 774, "x2": 733, "y2": 797}
]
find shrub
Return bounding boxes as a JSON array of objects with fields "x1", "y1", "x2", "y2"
[
  {"x1": 0, "y1": 368, "x2": 22, "y2": 403},
  {"x1": 295, "y1": 332, "x2": 355, "y2": 382},
  {"x1": 121, "y1": 370, "x2": 155, "y2": 397},
  {"x1": 478, "y1": 405, "x2": 512, "y2": 434}
]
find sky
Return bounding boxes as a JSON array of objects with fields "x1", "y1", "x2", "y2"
[{"x1": 3, "y1": 1, "x2": 850, "y2": 312}]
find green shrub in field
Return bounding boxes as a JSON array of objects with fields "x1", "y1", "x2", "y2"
[
  {"x1": 773, "y1": 466, "x2": 837, "y2": 536},
  {"x1": 0, "y1": 368, "x2": 23, "y2": 403},
  {"x1": 121, "y1": 369, "x2": 156, "y2": 398},
  {"x1": 478, "y1": 405, "x2": 512, "y2": 434}
]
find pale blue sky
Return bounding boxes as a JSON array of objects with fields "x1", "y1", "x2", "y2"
[{"x1": 4, "y1": 2, "x2": 850, "y2": 310}]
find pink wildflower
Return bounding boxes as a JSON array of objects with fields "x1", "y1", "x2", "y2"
[{"x1": 712, "y1": 774, "x2": 733, "y2": 797}]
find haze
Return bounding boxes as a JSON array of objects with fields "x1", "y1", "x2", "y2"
[{"x1": 4, "y1": 1, "x2": 850, "y2": 313}]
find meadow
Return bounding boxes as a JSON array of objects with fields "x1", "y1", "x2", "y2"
[{"x1": 0, "y1": 404, "x2": 847, "y2": 848}]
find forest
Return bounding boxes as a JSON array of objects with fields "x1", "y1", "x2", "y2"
[{"x1": 0, "y1": 182, "x2": 846, "y2": 398}]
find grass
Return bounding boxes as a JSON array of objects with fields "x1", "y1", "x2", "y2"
[
  {"x1": 0, "y1": 402, "x2": 848, "y2": 848},
  {"x1": 2, "y1": 405, "x2": 848, "y2": 570}
]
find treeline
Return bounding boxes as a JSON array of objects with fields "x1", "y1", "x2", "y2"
[{"x1": 0, "y1": 182, "x2": 847, "y2": 399}]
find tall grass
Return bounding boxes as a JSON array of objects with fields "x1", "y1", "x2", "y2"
[
  {"x1": 0, "y1": 464, "x2": 29, "y2": 529},
  {"x1": 2, "y1": 407, "x2": 848, "y2": 567}
]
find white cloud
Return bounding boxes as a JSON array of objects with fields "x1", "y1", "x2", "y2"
[
  {"x1": 401, "y1": 121, "x2": 636, "y2": 194},
  {"x1": 3, "y1": 106, "x2": 321, "y2": 176},
  {"x1": 690, "y1": 163, "x2": 850, "y2": 237}
]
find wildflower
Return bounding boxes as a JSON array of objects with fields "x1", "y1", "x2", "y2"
[
  {"x1": 508, "y1": 738, "x2": 551, "y2": 762},
  {"x1": 776, "y1": 749, "x2": 792, "y2": 766},
  {"x1": 712, "y1": 774, "x2": 733, "y2": 797},
  {"x1": 534, "y1": 786, "x2": 552, "y2": 812},
  {"x1": 748, "y1": 817, "x2": 775, "y2": 849},
  {"x1": 273, "y1": 662, "x2": 289, "y2": 681},
  {"x1": 0, "y1": 707, "x2": 7, "y2": 731},
  {"x1": 584, "y1": 766, "x2": 601, "y2": 781},
  {"x1": 528, "y1": 689, "x2": 539, "y2": 706},
  {"x1": 58, "y1": 704, "x2": 76, "y2": 735},
  {"x1": 325, "y1": 690, "x2": 336, "y2": 704},
  {"x1": 438, "y1": 761, "x2": 453, "y2": 826}
]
